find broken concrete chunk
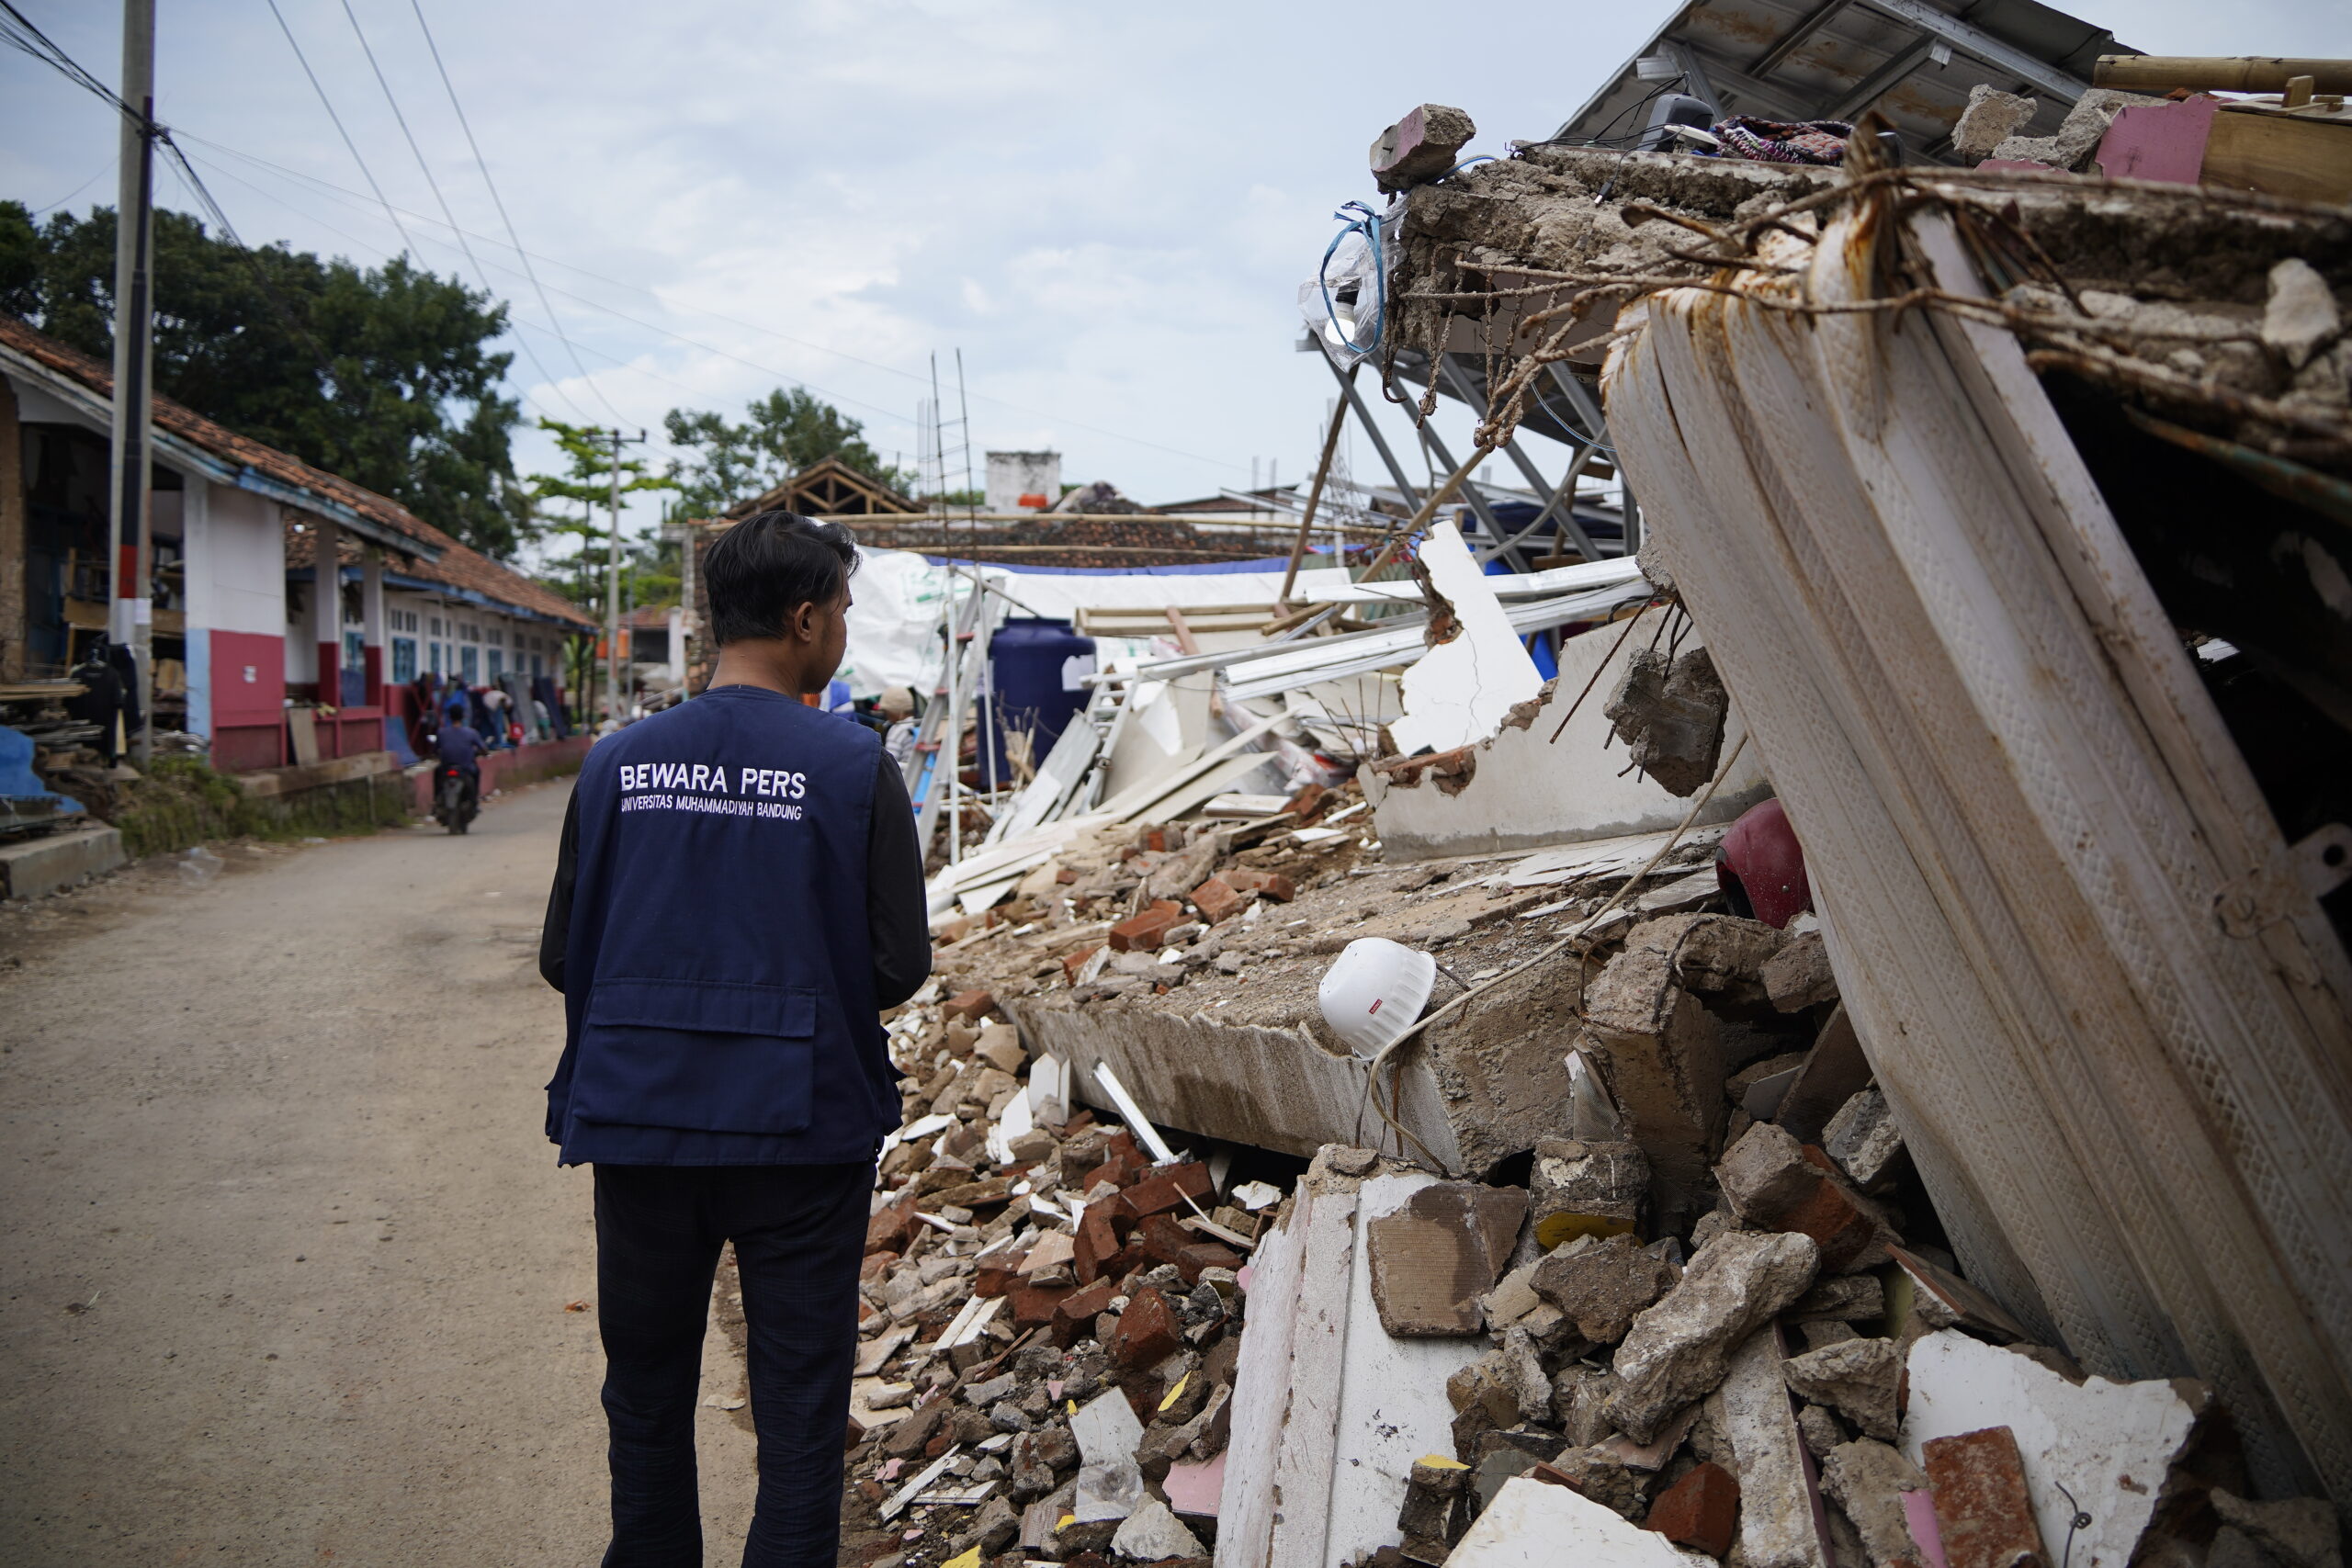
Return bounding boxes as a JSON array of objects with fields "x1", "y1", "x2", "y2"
[
  {"x1": 1904, "y1": 1330, "x2": 2203, "y2": 1568},
  {"x1": 1448, "y1": 1474, "x2": 1701, "y2": 1568},
  {"x1": 1800, "y1": 1321, "x2": 1860, "y2": 1351},
  {"x1": 1797, "y1": 1403, "x2": 1847, "y2": 1459},
  {"x1": 1606, "y1": 644, "x2": 1730, "y2": 797},
  {"x1": 1367, "y1": 1181, "x2": 1530, "y2": 1337},
  {"x1": 1606, "y1": 1230, "x2": 1821, "y2": 1443},
  {"x1": 1372, "y1": 103, "x2": 1476, "y2": 195},
  {"x1": 1718, "y1": 1325, "x2": 1832, "y2": 1568},
  {"x1": 1539, "y1": 1443, "x2": 1652, "y2": 1521},
  {"x1": 1921, "y1": 1426, "x2": 2047, "y2": 1568},
  {"x1": 1824, "y1": 1089, "x2": 1904, "y2": 1190},
  {"x1": 1647, "y1": 1460, "x2": 1741, "y2": 1559},
  {"x1": 1952, "y1": 85, "x2": 2039, "y2": 161},
  {"x1": 1660, "y1": 913, "x2": 1790, "y2": 997},
  {"x1": 1397, "y1": 1454, "x2": 1470, "y2": 1562},
  {"x1": 974, "y1": 1021, "x2": 1027, "y2": 1076},
  {"x1": 1110, "y1": 1497, "x2": 1204, "y2": 1561},
  {"x1": 1782, "y1": 1336, "x2": 1901, "y2": 1441},
  {"x1": 1761, "y1": 929, "x2": 1838, "y2": 1011},
  {"x1": 1531, "y1": 1232, "x2": 1679, "y2": 1345},
  {"x1": 1791, "y1": 1280, "x2": 1879, "y2": 1337},
  {"x1": 1717, "y1": 1122, "x2": 1820, "y2": 1225},
  {"x1": 1578, "y1": 937, "x2": 1724, "y2": 1228},
  {"x1": 2263, "y1": 259, "x2": 2341, "y2": 372},
  {"x1": 2209, "y1": 1490, "x2": 2343, "y2": 1568},
  {"x1": 1551, "y1": 1364, "x2": 1618, "y2": 1448},
  {"x1": 1820, "y1": 1438, "x2": 1929, "y2": 1568},
  {"x1": 1530, "y1": 1137, "x2": 1648, "y2": 1249}
]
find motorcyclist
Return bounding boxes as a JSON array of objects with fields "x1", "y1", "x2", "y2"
[{"x1": 434, "y1": 706, "x2": 485, "y2": 827}]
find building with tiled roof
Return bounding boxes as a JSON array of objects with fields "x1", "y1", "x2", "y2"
[{"x1": 0, "y1": 313, "x2": 594, "y2": 772}]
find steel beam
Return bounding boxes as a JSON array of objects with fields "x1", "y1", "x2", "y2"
[{"x1": 1854, "y1": 0, "x2": 2088, "y2": 103}]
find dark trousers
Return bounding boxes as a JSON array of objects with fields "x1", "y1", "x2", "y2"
[{"x1": 593, "y1": 1162, "x2": 872, "y2": 1568}]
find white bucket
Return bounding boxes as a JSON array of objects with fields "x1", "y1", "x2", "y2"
[{"x1": 1317, "y1": 937, "x2": 1439, "y2": 1059}]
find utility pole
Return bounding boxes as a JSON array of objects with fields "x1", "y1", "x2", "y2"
[
  {"x1": 108, "y1": 0, "x2": 156, "y2": 764},
  {"x1": 604, "y1": 427, "x2": 646, "y2": 727}
]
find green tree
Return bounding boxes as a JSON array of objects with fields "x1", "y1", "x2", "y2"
[
  {"x1": 663, "y1": 386, "x2": 910, "y2": 517},
  {"x1": 0, "y1": 200, "x2": 534, "y2": 560},
  {"x1": 526, "y1": 417, "x2": 674, "y2": 694}
]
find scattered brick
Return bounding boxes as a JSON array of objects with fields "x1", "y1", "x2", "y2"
[
  {"x1": 1110, "y1": 905, "x2": 1184, "y2": 952},
  {"x1": 1010, "y1": 1280, "x2": 1072, "y2": 1330},
  {"x1": 1105, "y1": 1286, "x2": 1182, "y2": 1371},
  {"x1": 943, "y1": 988, "x2": 997, "y2": 1023},
  {"x1": 1923, "y1": 1427, "x2": 2048, "y2": 1568},
  {"x1": 1062, "y1": 943, "x2": 1104, "y2": 982},
  {"x1": 1125, "y1": 1161, "x2": 1213, "y2": 1217},
  {"x1": 1223, "y1": 866, "x2": 1296, "y2": 902},
  {"x1": 1284, "y1": 781, "x2": 1329, "y2": 821},
  {"x1": 1189, "y1": 876, "x2": 1247, "y2": 923},
  {"x1": 1646, "y1": 1461, "x2": 1740, "y2": 1559},
  {"x1": 1051, "y1": 1280, "x2": 1117, "y2": 1348}
]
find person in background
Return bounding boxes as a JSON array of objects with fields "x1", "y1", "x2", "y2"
[
  {"x1": 537, "y1": 512, "x2": 928, "y2": 1566},
  {"x1": 877, "y1": 686, "x2": 918, "y2": 770}
]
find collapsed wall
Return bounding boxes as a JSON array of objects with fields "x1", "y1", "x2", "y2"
[{"x1": 1378, "y1": 141, "x2": 2352, "y2": 1502}]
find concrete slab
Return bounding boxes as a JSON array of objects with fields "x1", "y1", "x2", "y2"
[
  {"x1": 0, "y1": 822, "x2": 123, "y2": 900},
  {"x1": 1445, "y1": 1475, "x2": 1711, "y2": 1568}
]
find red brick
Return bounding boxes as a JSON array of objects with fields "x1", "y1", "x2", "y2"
[
  {"x1": 975, "y1": 1261, "x2": 1021, "y2": 1299},
  {"x1": 1074, "y1": 1201, "x2": 1125, "y2": 1285},
  {"x1": 1646, "y1": 1461, "x2": 1740, "y2": 1559},
  {"x1": 1010, "y1": 1281, "x2": 1072, "y2": 1330},
  {"x1": 860, "y1": 1250, "x2": 899, "y2": 1284},
  {"x1": 1062, "y1": 943, "x2": 1105, "y2": 982},
  {"x1": 1224, "y1": 867, "x2": 1295, "y2": 902},
  {"x1": 1777, "y1": 1174, "x2": 1880, "y2": 1271},
  {"x1": 1136, "y1": 1213, "x2": 1195, "y2": 1272},
  {"x1": 1176, "y1": 1241, "x2": 1243, "y2": 1283},
  {"x1": 1051, "y1": 1280, "x2": 1117, "y2": 1348},
  {"x1": 1104, "y1": 1286, "x2": 1181, "y2": 1371},
  {"x1": 1125, "y1": 1161, "x2": 1213, "y2": 1218},
  {"x1": 1923, "y1": 1427, "x2": 2047, "y2": 1568},
  {"x1": 1284, "y1": 782, "x2": 1329, "y2": 822},
  {"x1": 865, "y1": 1201, "x2": 920, "y2": 1257},
  {"x1": 1109, "y1": 907, "x2": 1182, "y2": 953},
  {"x1": 1189, "y1": 876, "x2": 1247, "y2": 923},
  {"x1": 944, "y1": 988, "x2": 996, "y2": 1023}
]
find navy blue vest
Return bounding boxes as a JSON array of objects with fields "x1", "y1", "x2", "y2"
[{"x1": 545, "y1": 684, "x2": 898, "y2": 1166}]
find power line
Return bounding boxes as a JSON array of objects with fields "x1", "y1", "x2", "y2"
[
  {"x1": 174, "y1": 132, "x2": 1247, "y2": 474},
  {"x1": 405, "y1": 0, "x2": 614, "y2": 431},
  {"x1": 263, "y1": 0, "x2": 419, "y2": 261},
  {"x1": 333, "y1": 0, "x2": 610, "y2": 423}
]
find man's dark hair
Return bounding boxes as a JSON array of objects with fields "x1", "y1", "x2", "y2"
[{"x1": 703, "y1": 512, "x2": 859, "y2": 645}]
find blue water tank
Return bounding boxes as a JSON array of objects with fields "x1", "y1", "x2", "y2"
[{"x1": 985, "y1": 617, "x2": 1097, "y2": 788}]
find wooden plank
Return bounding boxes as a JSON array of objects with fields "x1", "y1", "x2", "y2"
[
  {"x1": 2094, "y1": 54, "x2": 2352, "y2": 95},
  {"x1": 2203, "y1": 107, "x2": 2352, "y2": 204}
]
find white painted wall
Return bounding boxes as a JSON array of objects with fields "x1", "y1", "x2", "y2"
[
  {"x1": 192, "y1": 486, "x2": 286, "y2": 637},
  {"x1": 984, "y1": 450, "x2": 1059, "y2": 515}
]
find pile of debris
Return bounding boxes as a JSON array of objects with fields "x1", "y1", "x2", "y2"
[{"x1": 844, "y1": 983, "x2": 1271, "y2": 1568}]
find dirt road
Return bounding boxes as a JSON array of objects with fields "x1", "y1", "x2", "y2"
[{"x1": 0, "y1": 779, "x2": 759, "y2": 1565}]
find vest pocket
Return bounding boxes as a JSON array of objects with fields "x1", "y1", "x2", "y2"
[{"x1": 571, "y1": 978, "x2": 819, "y2": 1135}]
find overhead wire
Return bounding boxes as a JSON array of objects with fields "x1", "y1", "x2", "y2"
[
  {"x1": 404, "y1": 0, "x2": 612, "y2": 427},
  {"x1": 169, "y1": 132, "x2": 1247, "y2": 475},
  {"x1": 333, "y1": 0, "x2": 609, "y2": 423},
  {"x1": 263, "y1": 0, "x2": 420, "y2": 261}
]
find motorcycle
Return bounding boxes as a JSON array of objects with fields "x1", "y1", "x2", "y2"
[{"x1": 432, "y1": 765, "x2": 480, "y2": 835}]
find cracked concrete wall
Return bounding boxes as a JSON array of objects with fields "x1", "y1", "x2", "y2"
[{"x1": 1364, "y1": 607, "x2": 1772, "y2": 863}]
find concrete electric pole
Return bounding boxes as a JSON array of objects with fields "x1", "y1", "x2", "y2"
[
  {"x1": 108, "y1": 0, "x2": 156, "y2": 763},
  {"x1": 604, "y1": 427, "x2": 646, "y2": 726}
]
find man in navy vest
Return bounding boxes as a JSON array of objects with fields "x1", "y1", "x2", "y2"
[{"x1": 539, "y1": 512, "x2": 930, "y2": 1566}]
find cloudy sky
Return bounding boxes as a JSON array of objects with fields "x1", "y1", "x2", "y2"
[{"x1": 5, "y1": 0, "x2": 2347, "y2": 553}]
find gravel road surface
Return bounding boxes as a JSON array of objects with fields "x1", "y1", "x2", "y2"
[{"x1": 0, "y1": 779, "x2": 759, "y2": 1565}]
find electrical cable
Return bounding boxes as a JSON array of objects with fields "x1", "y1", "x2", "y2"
[
  {"x1": 334, "y1": 0, "x2": 609, "y2": 423},
  {"x1": 170, "y1": 131, "x2": 1250, "y2": 476},
  {"x1": 263, "y1": 0, "x2": 420, "y2": 261},
  {"x1": 404, "y1": 0, "x2": 616, "y2": 427}
]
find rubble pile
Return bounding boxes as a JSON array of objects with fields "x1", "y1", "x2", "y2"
[{"x1": 842, "y1": 981, "x2": 1273, "y2": 1568}]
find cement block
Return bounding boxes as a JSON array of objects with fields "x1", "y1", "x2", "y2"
[{"x1": 0, "y1": 822, "x2": 124, "y2": 900}]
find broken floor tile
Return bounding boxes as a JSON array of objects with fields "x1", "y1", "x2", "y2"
[
  {"x1": 1920, "y1": 1426, "x2": 2047, "y2": 1568},
  {"x1": 1366, "y1": 1180, "x2": 1530, "y2": 1337},
  {"x1": 1887, "y1": 1249, "x2": 2027, "y2": 1346},
  {"x1": 1820, "y1": 1438, "x2": 1929, "y2": 1568},
  {"x1": 1902, "y1": 1330, "x2": 2201, "y2": 1568},
  {"x1": 1782, "y1": 1336, "x2": 1901, "y2": 1441},
  {"x1": 1448, "y1": 1474, "x2": 1703, "y2": 1568},
  {"x1": 1607, "y1": 1230, "x2": 1822, "y2": 1443},
  {"x1": 1069, "y1": 1387, "x2": 1146, "y2": 1523}
]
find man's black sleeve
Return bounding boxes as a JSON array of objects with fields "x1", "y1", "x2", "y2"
[
  {"x1": 538, "y1": 786, "x2": 581, "y2": 992},
  {"x1": 869, "y1": 752, "x2": 933, "y2": 1010}
]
